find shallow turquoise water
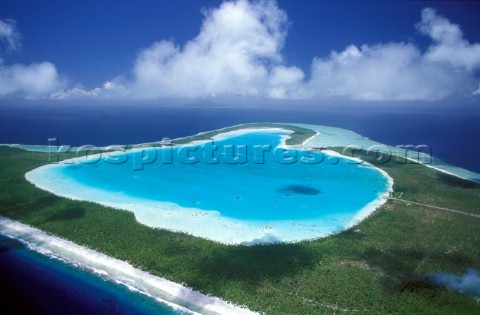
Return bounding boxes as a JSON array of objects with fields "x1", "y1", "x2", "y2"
[{"x1": 59, "y1": 130, "x2": 389, "y2": 223}]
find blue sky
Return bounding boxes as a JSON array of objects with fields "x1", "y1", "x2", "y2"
[{"x1": 0, "y1": 0, "x2": 479, "y2": 102}]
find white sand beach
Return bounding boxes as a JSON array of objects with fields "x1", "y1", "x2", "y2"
[
  {"x1": 25, "y1": 127, "x2": 393, "y2": 244},
  {"x1": 0, "y1": 216, "x2": 257, "y2": 315}
]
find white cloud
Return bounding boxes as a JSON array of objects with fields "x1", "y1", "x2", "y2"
[
  {"x1": 50, "y1": 87, "x2": 100, "y2": 99},
  {"x1": 51, "y1": 80, "x2": 128, "y2": 99},
  {"x1": 0, "y1": 19, "x2": 63, "y2": 98},
  {"x1": 0, "y1": 62, "x2": 62, "y2": 97},
  {"x1": 432, "y1": 268, "x2": 480, "y2": 298},
  {"x1": 268, "y1": 65, "x2": 304, "y2": 99},
  {"x1": 418, "y1": 8, "x2": 480, "y2": 71},
  {"x1": 0, "y1": 19, "x2": 21, "y2": 53},
  {"x1": 308, "y1": 42, "x2": 475, "y2": 101},
  {"x1": 125, "y1": 4, "x2": 480, "y2": 101},
  {"x1": 131, "y1": 0, "x2": 303, "y2": 99},
  {"x1": 307, "y1": 8, "x2": 480, "y2": 101},
  {"x1": 2, "y1": 3, "x2": 479, "y2": 102}
]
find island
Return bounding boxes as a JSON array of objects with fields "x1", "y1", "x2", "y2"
[{"x1": 1, "y1": 123, "x2": 479, "y2": 314}]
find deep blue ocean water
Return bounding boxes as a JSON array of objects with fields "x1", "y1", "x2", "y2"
[
  {"x1": 0, "y1": 100, "x2": 479, "y2": 313},
  {"x1": 1, "y1": 101, "x2": 479, "y2": 172},
  {"x1": 0, "y1": 234, "x2": 184, "y2": 314}
]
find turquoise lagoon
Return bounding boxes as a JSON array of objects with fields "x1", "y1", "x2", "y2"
[{"x1": 26, "y1": 128, "x2": 392, "y2": 244}]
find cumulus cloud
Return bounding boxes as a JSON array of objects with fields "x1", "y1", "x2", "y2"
[
  {"x1": 418, "y1": 8, "x2": 480, "y2": 71},
  {"x1": 308, "y1": 42, "x2": 475, "y2": 101},
  {"x1": 431, "y1": 268, "x2": 480, "y2": 298},
  {"x1": 0, "y1": 19, "x2": 63, "y2": 98},
  {"x1": 124, "y1": 4, "x2": 480, "y2": 101},
  {"x1": 0, "y1": 62, "x2": 61, "y2": 97},
  {"x1": 307, "y1": 8, "x2": 480, "y2": 101},
  {"x1": 2, "y1": 3, "x2": 479, "y2": 101},
  {"x1": 131, "y1": 0, "x2": 303, "y2": 99}
]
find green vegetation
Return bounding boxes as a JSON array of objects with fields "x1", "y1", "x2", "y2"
[
  {"x1": 128, "y1": 123, "x2": 316, "y2": 148},
  {"x1": 0, "y1": 124, "x2": 479, "y2": 314}
]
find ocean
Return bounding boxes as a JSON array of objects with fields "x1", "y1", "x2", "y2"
[
  {"x1": 0, "y1": 234, "x2": 188, "y2": 314},
  {"x1": 1, "y1": 101, "x2": 479, "y2": 172},
  {"x1": 0, "y1": 100, "x2": 479, "y2": 313}
]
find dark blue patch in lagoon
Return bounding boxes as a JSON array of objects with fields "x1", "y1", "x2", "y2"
[{"x1": 279, "y1": 185, "x2": 322, "y2": 195}]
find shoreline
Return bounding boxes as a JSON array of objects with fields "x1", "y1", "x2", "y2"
[
  {"x1": 5, "y1": 122, "x2": 474, "y2": 312},
  {"x1": 290, "y1": 123, "x2": 480, "y2": 184},
  {"x1": 404, "y1": 156, "x2": 480, "y2": 183},
  {"x1": 347, "y1": 166, "x2": 394, "y2": 227},
  {"x1": 0, "y1": 216, "x2": 257, "y2": 315},
  {"x1": 18, "y1": 122, "x2": 476, "y2": 246},
  {"x1": 25, "y1": 127, "x2": 393, "y2": 244},
  {"x1": 6, "y1": 122, "x2": 479, "y2": 184},
  {"x1": 1, "y1": 122, "x2": 478, "y2": 314}
]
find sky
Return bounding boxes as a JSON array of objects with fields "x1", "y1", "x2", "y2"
[{"x1": 0, "y1": 0, "x2": 480, "y2": 102}]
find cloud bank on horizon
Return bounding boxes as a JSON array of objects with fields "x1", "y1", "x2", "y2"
[{"x1": 1, "y1": 0, "x2": 480, "y2": 101}]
